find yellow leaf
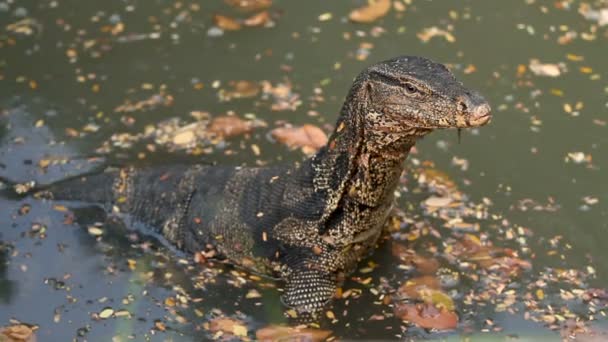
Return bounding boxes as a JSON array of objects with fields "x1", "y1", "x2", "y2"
[
  {"x1": 233, "y1": 324, "x2": 248, "y2": 337},
  {"x1": 536, "y1": 289, "x2": 545, "y2": 300}
]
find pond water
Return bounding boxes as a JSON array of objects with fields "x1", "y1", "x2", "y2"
[{"x1": 1, "y1": 0, "x2": 607, "y2": 340}]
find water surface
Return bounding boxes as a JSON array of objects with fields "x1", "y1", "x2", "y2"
[{"x1": 1, "y1": 0, "x2": 607, "y2": 340}]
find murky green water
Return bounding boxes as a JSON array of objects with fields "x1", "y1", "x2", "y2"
[{"x1": 1, "y1": 0, "x2": 607, "y2": 340}]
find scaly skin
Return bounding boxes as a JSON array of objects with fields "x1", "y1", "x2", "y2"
[{"x1": 33, "y1": 56, "x2": 492, "y2": 315}]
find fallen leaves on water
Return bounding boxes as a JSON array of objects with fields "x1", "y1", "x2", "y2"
[
  {"x1": 565, "y1": 152, "x2": 592, "y2": 165},
  {"x1": 398, "y1": 275, "x2": 441, "y2": 298},
  {"x1": 416, "y1": 166, "x2": 458, "y2": 193},
  {"x1": 454, "y1": 234, "x2": 532, "y2": 275},
  {"x1": 349, "y1": 0, "x2": 391, "y2": 23},
  {"x1": 245, "y1": 289, "x2": 262, "y2": 299},
  {"x1": 87, "y1": 226, "x2": 104, "y2": 236},
  {"x1": 147, "y1": 114, "x2": 261, "y2": 151},
  {"x1": 224, "y1": 0, "x2": 272, "y2": 12},
  {"x1": 0, "y1": 324, "x2": 36, "y2": 342},
  {"x1": 529, "y1": 59, "x2": 563, "y2": 77},
  {"x1": 261, "y1": 81, "x2": 301, "y2": 111},
  {"x1": 397, "y1": 275, "x2": 455, "y2": 311},
  {"x1": 114, "y1": 92, "x2": 174, "y2": 113},
  {"x1": 98, "y1": 307, "x2": 114, "y2": 319},
  {"x1": 423, "y1": 196, "x2": 452, "y2": 208},
  {"x1": 271, "y1": 124, "x2": 328, "y2": 155},
  {"x1": 208, "y1": 317, "x2": 248, "y2": 338},
  {"x1": 13, "y1": 182, "x2": 35, "y2": 195},
  {"x1": 5, "y1": 18, "x2": 42, "y2": 36},
  {"x1": 154, "y1": 320, "x2": 167, "y2": 332},
  {"x1": 417, "y1": 27, "x2": 455, "y2": 43},
  {"x1": 579, "y1": 3, "x2": 608, "y2": 26},
  {"x1": 214, "y1": 14, "x2": 242, "y2": 31},
  {"x1": 219, "y1": 80, "x2": 260, "y2": 101},
  {"x1": 392, "y1": 244, "x2": 439, "y2": 274},
  {"x1": 394, "y1": 303, "x2": 458, "y2": 330},
  {"x1": 207, "y1": 115, "x2": 254, "y2": 138},
  {"x1": 255, "y1": 325, "x2": 332, "y2": 342},
  {"x1": 243, "y1": 11, "x2": 271, "y2": 27}
]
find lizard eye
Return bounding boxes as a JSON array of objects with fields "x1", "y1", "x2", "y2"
[{"x1": 404, "y1": 82, "x2": 418, "y2": 94}]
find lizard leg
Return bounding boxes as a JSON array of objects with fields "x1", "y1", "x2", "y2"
[{"x1": 281, "y1": 266, "x2": 336, "y2": 315}]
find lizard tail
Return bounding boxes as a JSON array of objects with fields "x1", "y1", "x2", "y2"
[
  {"x1": 0, "y1": 170, "x2": 118, "y2": 204},
  {"x1": 39, "y1": 170, "x2": 118, "y2": 203}
]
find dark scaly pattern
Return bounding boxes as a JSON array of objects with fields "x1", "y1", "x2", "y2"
[{"x1": 35, "y1": 56, "x2": 492, "y2": 315}]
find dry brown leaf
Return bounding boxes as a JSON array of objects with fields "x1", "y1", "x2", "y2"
[
  {"x1": 0, "y1": 324, "x2": 36, "y2": 342},
  {"x1": 410, "y1": 255, "x2": 439, "y2": 274},
  {"x1": 417, "y1": 27, "x2": 455, "y2": 43},
  {"x1": 221, "y1": 80, "x2": 260, "y2": 100},
  {"x1": 529, "y1": 59, "x2": 562, "y2": 77},
  {"x1": 209, "y1": 317, "x2": 248, "y2": 337},
  {"x1": 172, "y1": 130, "x2": 197, "y2": 146},
  {"x1": 398, "y1": 275, "x2": 441, "y2": 298},
  {"x1": 579, "y1": 4, "x2": 608, "y2": 26},
  {"x1": 424, "y1": 196, "x2": 452, "y2": 208},
  {"x1": 154, "y1": 320, "x2": 166, "y2": 331},
  {"x1": 271, "y1": 124, "x2": 328, "y2": 154},
  {"x1": 394, "y1": 303, "x2": 458, "y2": 330},
  {"x1": 243, "y1": 11, "x2": 271, "y2": 27},
  {"x1": 256, "y1": 325, "x2": 332, "y2": 342},
  {"x1": 349, "y1": 0, "x2": 391, "y2": 23},
  {"x1": 207, "y1": 116, "x2": 253, "y2": 138},
  {"x1": 391, "y1": 243, "x2": 439, "y2": 274},
  {"x1": 214, "y1": 14, "x2": 242, "y2": 31},
  {"x1": 114, "y1": 92, "x2": 174, "y2": 113},
  {"x1": 224, "y1": 0, "x2": 272, "y2": 12}
]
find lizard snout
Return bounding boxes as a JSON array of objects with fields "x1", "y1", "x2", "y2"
[
  {"x1": 468, "y1": 103, "x2": 492, "y2": 126},
  {"x1": 455, "y1": 92, "x2": 492, "y2": 127}
]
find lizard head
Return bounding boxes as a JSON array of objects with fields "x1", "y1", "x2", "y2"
[{"x1": 361, "y1": 56, "x2": 491, "y2": 137}]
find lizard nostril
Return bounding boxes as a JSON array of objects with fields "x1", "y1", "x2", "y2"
[{"x1": 457, "y1": 100, "x2": 468, "y2": 112}]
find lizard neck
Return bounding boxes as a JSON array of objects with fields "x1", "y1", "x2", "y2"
[
  {"x1": 308, "y1": 75, "x2": 370, "y2": 221},
  {"x1": 346, "y1": 134, "x2": 417, "y2": 207},
  {"x1": 309, "y1": 73, "x2": 428, "y2": 215}
]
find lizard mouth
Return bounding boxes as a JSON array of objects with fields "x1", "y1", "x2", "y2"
[{"x1": 466, "y1": 103, "x2": 492, "y2": 127}]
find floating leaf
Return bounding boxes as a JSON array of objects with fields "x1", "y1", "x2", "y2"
[
  {"x1": 349, "y1": 0, "x2": 391, "y2": 23},
  {"x1": 392, "y1": 244, "x2": 439, "y2": 274},
  {"x1": 579, "y1": 4, "x2": 608, "y2": 26},
  {"x1": 566, "y1": 152, "x2": 591, "y2": 164},
  {"x1": 418, "y1": 289, "x2": 455, "y2": 311},
  {"x1": 224, "y1": 0, "x2": 272, "y2": 12},
  {"x1": 394, "y1": 303, "x2": 458, "y2": 330},
  {"x1": 207, "y1": 116, "x2": 254, "y2": 138},
  {"x1": 0, "y1": 324, "x2": 36, "y2": 342},
  {"x1": 172, "y1": 130, "x2": 196, "y2": 146},
  {"x1": 98, "y1": 307, "x2": 114, "y2": 319},
  {"x1": 529, "y1": 59, "x2": 562, "y2": 77},
  {"x1": 256, "y1": 325, "x2": 332, "y2": 342},
  {"x1": 154, "y1": 320, "x2": 166, "y2": 331},
  {"x1": 424, "y1": 196, "x2": 452, "y2": 208},
  {"x1": 417, "y1": 27, "x2": 455, "y2": 43},
  {"x1": 243, "y1": 11, "x2": 271, "y2": 27},
  {"x1": 245, "y1": 289, "x2": 262, "y2": 299},
  {"x1": 209, "y1": 317, "x2": 248, "y2": 337},
  {"x1": 219, "y1": 80, "x2": 260, "y2": 100},
  {"x1": 114, "y1": 92, "x2": 174, "y2": 113},
  {"x1": 398, "y1": 275, "x2": 441, "y2": 298},
  {"x1": 271, "y1": 124, "x2": 328, "y2": 154},
  {"x1": 214, "y1": 15, "x2": 242, "y2": 31},
  {"x1": 87, "y1": 226, "x2": 104, "y2": 236}
]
